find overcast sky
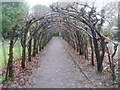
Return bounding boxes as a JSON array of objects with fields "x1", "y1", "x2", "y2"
[
  {"x1": 1, "y1": 0, "x2": 119, "y2": 8},
  {"x1": 25, "y1": 0, "x2": 58, "y2": 7},
  {"x1": 25, "y1": 0, "x2": 119, "y2": 8}
]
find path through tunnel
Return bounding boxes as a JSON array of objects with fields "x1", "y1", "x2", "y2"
[
  {"x1": 31, "y1": 37, "x2": 96, "y2": 88},
  {"x1": 2, "y1": 2, "x2": 119, "y2": 88}
]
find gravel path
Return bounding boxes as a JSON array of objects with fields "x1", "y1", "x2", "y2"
[{"x1": 33, "y1": 37, "x2": 95, "y2": 88}]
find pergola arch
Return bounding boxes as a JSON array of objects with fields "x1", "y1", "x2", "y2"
[{"x1": 5, "y1": 2, "x2": 118, "y2": 82}]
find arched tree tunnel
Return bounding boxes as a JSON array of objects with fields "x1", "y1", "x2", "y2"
[{"x1": 3, "y1": 2, "x2": 119, "y2": 87}]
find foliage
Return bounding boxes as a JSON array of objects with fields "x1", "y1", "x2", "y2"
[
  {"x1": 2, "y1": 2, "x2": 28, "y2": 39},
  {"x1": 102, "y1": 29, "x2": 117, "y2": 39},
  {"x1": 113, "y1": 30, "x2": 120, "y2": 40},
  {"x1": 52, "y1": 32, "x2": 59, "y2": 37},
  {"x1": 0, "y1": 2, "x2": 2, "y2": 38},
  {"x1": 0, "y1": 76, "x2": 6, "y2": 83},
  {"x1": 103, "y1": 2, "x2": 118, "y2": 29}
]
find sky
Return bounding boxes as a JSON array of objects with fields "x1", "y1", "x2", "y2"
[
  {"x1": 25, "y1": 0, "x2": 58, "y2": 7},
  {"x1": 25, "y1": 0, "x2": 119, "y2": 8}
]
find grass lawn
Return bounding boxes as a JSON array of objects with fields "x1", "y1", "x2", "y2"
[
  {"x1": 0, "y1": 44, "x2": 22, "y2": 68},
  {"x1": 0, "y1": 40, "x2": 28, "y2": 83}
]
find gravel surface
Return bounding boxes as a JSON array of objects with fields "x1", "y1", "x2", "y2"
[{"x1": 32, "y1": 37, "x2": 95, "y2": 88}]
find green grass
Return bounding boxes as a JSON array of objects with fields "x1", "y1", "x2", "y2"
[
  {"x1": 0, "y1": 76, "x2": 6, "y2": 83},
  {"x1": 0, "y1": 44, "x2": 22, "y2": 68}
]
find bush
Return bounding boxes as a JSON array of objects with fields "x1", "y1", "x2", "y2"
[
  {"x1": 102, "y1": 29, "x2": 117, "y2": 39},
  {"x1": 114, "y1": 30, "x2": 120, "y2": 40}
]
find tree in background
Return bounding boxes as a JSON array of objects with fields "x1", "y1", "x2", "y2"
[
  {"x1": 2, "y1": 2, "x2": 29, "y2": 80},
  {"x1": 2, "y1": 2, "x2": 28, "y2": 39},
  {"x1": 0, "y1": 2, "x2": 2, "y2": 38},
  {"x1": 32, "y1": 4, "x2": 50, "y2": 17},
  {"x1": 101, "y1": 2, "x2": 118, "y2": 40},
  {"x1": 118, "y1": 2, "x2": 120, "y2": 40}
]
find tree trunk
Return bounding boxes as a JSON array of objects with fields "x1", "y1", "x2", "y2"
[
  {"x1": 92, "y1": 30, "x2": 103, "y2": 72},
  {"x1": 6, "y1": 37, "x2": 14, "y2": 80},
  {"x1": 79, "y1": 36, "x2": 84, "y2": 55},
  {"x1": 21, "y1": 30, "x2": 27, "y2": 69},
  {"x1": 90, "y1": 37, "x2": 95, "y2": 66},
  {"x1": 32, "y1": 36, "x2": 37, "y2": 57},
  {"x1": 28, "y1": 39, "x2": 32, "y2": 62},
  {"x1": 39, "y1": 34, "x2": 42, "y2": 51},
  {"x1": 84, "y1": 39, "x2": 89, "y2": 60}
]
